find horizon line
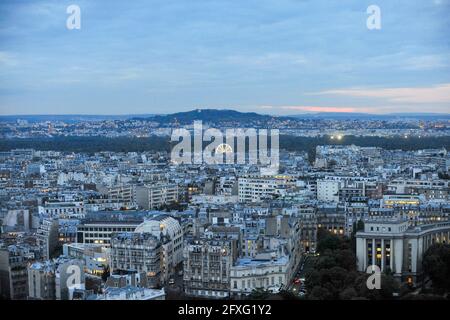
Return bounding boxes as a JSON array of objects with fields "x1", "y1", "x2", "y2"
[{"x1": 1, "y1": 109, "x2": 450, "y2": 117}]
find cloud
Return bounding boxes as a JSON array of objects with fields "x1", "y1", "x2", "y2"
[{"x1": 317, "y1": 83, "x2": 450, "y2": 104}]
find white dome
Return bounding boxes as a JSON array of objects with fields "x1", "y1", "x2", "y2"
[{"x1": 135, "y1": 215, "x2": 181, "y2": 240}]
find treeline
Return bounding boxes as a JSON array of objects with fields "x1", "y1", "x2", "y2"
[
  {"x1": 304, "y1": 229, "x2": 400, "y2": 300},
  {"x1": 0, "y1": 135, "x2": 449, "y2": 153},
  {"x1": 281, "y1": 135, "x2": 450, "y2": 157},
  {"x1": 0, "y1": 136, "x2": 172, "y2": 153}
]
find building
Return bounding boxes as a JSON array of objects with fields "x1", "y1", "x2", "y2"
[
  {"x1": 317, "y1": 180, "x2": 340, "y2": 203},
  {"x1": 2, "y1": 209, "x2": 32, "y2": 232},
  {"x1": 0, "y1": 245, "x2": 32, "y2": 299},
  {"x1": 26, "y1": 163, "x2": 45, "y2": 175},
  {"x1": 28, "y1": 258, "x2": 85, "y2": 300},
  {"x1": 296, "y1": 205, "x2": 318, "y2": 253},
  {"x1": 135, "y1": 183, "x2": 179, "y2": 210},
  {"x1": 37, "y1": 218, "x2": 59, "y2": 260},
  {"x1": 381, "y1": 194, "x2": 424, "y2": 208},
  {"x1": 101, "y1": 184, "x2": 137, "y2": 204},
  {"x1": 317, "y1": 204, "x2": 346, "y2": 235},
  {"x1": 76, "y1": 211, "x2": 147, "y2": 246},
  {"x1": 63, "y1": 243, "x2": 109, "y2": 276},
  {"x1": 28, "y1": 261, "x2": 56, "y2": 300},
  {"x1": 109, "y1": 232, "x2": 162, "y2": 288},
  {"x1": 238, "y1": 176, "x2": 294, "y2": 203},
  {"x1": 38, "y1": 201, "x2": 85, "y2": 219},
  {"x1": 317, "y1": 176, "x2": 380, "y2": 203},
  {"x1": 356, "y1": 219, "x2": 450, "y2": 285},
  {"x1": 105, "y1": 272, "x2": 148, "y2": 288},
  {"x1": 183, "y1": 238, "x2": 237, "y2": 298},
  {"x1": 387, "y1": 179, "x2": 448, "y2": 200},
  {"x1": 55, "y1": 259, "x2": 85, "y2": 300},
  {"x1": 134, "y1": 215, "x2": 183, "y2": 283},
  {"x1": 264, "y1": 216, "x2": 302, "y2": 281},
  {"x1": 230, "y1": 253, "x2": 290, "y2": 297}
]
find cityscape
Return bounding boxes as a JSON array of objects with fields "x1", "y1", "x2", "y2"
[
  {"x1": 1, "y1": 110, "x2": 449, "y2": 301},
  {"x1": 0, "y1": 0, "x2": 450, "y2": 309}
]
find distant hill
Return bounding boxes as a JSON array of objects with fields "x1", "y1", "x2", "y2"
[
  {"x1": 0, "y1": 114, "x2": 155, "y2": 123},
  {"x1": 2, "y1": 110, "x2": 449, "y2": 124},
  {"x1": 133, "y1": 109, "x2": 292, "y2": 125}
]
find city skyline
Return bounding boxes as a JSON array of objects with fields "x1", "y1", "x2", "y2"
[
  {"x1": 1, "y1": 0, "x2": 450, "y2": 115},
  {"x1": 1, "y1": 0, "x2": 450, "y2": 306}
]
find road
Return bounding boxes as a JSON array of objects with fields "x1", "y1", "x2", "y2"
[
  {"x1": 164, "y1": 263, "x2": 185, "y2": 300},
  {"x1": 288, "y1": 253, "x2": 319, "y2": 297}
]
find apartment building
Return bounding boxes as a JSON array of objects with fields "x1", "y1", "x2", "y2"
[
  {"x1": 230, "y1": 253, "x2": 290, "y2": 297},
  {"x1": 0, "y1": 245, "x2": 32, "y2": 300},
  {"x1": 183, "y1": 238, "x2": 237, "y2": 298},
  {"x1": 38, "y1": 201, "x2": 85, "y2": 219},
  {"x1": 36, "y1": 218, "x2": 59, "y2": 260},
  {"x1": 102, "y1": 184, "x2": 137, "y2": 203},
  {"x1": 109, "y1": 232, "x2": 162, "y2": 288},
  {"x1": 134, "y1": 215, "x2": 183, "y2": 283},
  {"x1": 238, "y1": 176, "x2": 295, "y2": 203},
  {"x1": 135, "y1": 183, "x2": 179, "y2": 210}
]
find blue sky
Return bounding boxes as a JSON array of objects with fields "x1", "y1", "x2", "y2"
[{"x1": 0, "y1": 0, "x2": 449, "y2": 115}]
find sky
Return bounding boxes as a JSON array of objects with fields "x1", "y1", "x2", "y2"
[{"x1": 0, "y1": 0, "x2": 449, "y2": 115}]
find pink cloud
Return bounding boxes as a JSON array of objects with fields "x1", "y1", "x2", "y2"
[
  {"x1": 318, "y1": 83, "x2": 450, "y2": 104},
  {"x1": 258, "y1": 105, "x2": 374, "y2": 113}
]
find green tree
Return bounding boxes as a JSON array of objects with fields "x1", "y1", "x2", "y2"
[
  {"x1": 316, "y1": 234, "x2": 341, "y2": 253},
  {"x1": 248, "y1": 288, "x2": 271, "y2": 300},
  {"x1": 422, "y1": 244, "x2": 450, "y2": 292},
  {"x1": 308, "y1": 286, "x2": 333, "y2": 300}
]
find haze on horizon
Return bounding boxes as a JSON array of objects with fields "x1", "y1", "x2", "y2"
[{"x1": 0, "y1": 0, "x2": 449, "y2": 116}]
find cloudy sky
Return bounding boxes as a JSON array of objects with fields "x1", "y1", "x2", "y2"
[{"x1": 0, "y1": 0, "x2": 449, "y2": 115}]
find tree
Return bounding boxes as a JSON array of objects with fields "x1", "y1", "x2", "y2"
[
  {"x1": 305, "y1": 227, "x2": 399, "y2": 300},
  {"x1": 354, "y1": 273, "x2": 399, "y2": 300},
  {"x1": 248, "y1": 288, "x2": 271, "y2": 300},
  {"x1": 277, "y1": 289, "x2": 300, "y2": 300},
  {"x1": 316, "y1": 233, "x2": 341, "y2": 253},
  {"x1": 308, "y1": 286, "x2": 333, "y2": 300},
  {"x1": 315, "y1": 254, "x2": 337, "y2": 270},
  {"x1": 334, "y1": 249, "x2": 357, "y2": 271},
  {"x1": 422, "y1": 244, "x2": 450, "y2": 293},
  {"x1": 339, "y1": 287, "x2": 358, "y2": 300}
]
